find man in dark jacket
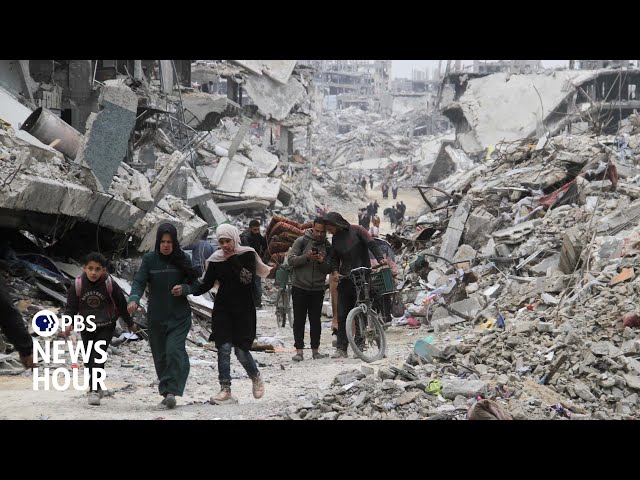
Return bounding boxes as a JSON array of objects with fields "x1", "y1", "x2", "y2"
[
  {"x1": 240, "y1": 220, "x2": 268, "y2": 308},
  {"x1": 323, "y1": 212, "x2": 385, "y2": 358},
  {"x1": 287, "y1": 218, "x2": 332, "y2": 362},
  {"x1": 0, "y1": 275, "x2": 34, "y2": 368}
]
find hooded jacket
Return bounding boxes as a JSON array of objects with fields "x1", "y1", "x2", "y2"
[
  {"x1": 287, "y1": 229, "x2": 332, "y2": 291},
  {"x1": 324, "y1": 212, "x2": 384, "y2": 276},
  {"x1": 129, "y1": 223, "x2": 198, "y2": 323}
]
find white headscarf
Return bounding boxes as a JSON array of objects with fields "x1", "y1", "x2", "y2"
[{"x1": 205, "y1": 224, "x2": 272, "y2": 278}]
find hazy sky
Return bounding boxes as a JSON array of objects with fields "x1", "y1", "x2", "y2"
[{"x1": 392, "y1": 60, "x2": 570, "y2": 78}]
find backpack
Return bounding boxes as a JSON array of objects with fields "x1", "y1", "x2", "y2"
[{"x1": 75, "y1": 275, "x2": 119, "y2": 319}]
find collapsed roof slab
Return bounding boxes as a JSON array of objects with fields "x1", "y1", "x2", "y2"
[
  {"x1": 186, "y1": 169, "x2": 214, "y2": 207},
  {"x1": 443, "y1": 70, "x2": 601, "y2": 154},
  {"x1": 244, "y1": 74, "x2": 305, "y2": 121},
  {"x1": 209, "y1": 157, "x2": 248, "y2": 196},
  {"x1": 245, "y1": 145, "x2": 279, "y2": 175},
  {"x1": 196, "y1": 199, "x2": 227, "y2": 226},
  {"x1": 240, "y1": 177, "x2": 282, "y2": 203},
  {"x1": 232, "y1": 60, "x2": 297, "y2": 85},
  {"x1": 216, "y1": 199, "x2": 270, "y2": 212},
  {"x1": 0, "y1": 174, "x2": 145, "y2": 235}
]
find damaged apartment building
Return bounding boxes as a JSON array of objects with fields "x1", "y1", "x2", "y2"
[
  {"x1": 300, "y1": 60, "x2": 391, "y2": 113},
  {"x1": 438, "y1": 63, "x2": 640, "y2": 156},
  {"x1": 0, "y1": 60, "x2": 320, "y2": 260}
]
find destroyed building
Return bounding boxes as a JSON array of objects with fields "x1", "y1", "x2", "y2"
[{"x1": 440, "y1": 66, "x2": 640, "y2": 155}]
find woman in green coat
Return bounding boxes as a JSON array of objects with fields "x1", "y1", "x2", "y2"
[{"x1": 127, "y1": 223, "x2": 199, "y2": 408}]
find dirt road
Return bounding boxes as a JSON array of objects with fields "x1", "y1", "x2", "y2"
[
  {"x1": 333, "y1": 184, "x2": 427, "y2": 236},
  {"x1": 0, "y1": 305, "x2": 423, "y2": 420}
]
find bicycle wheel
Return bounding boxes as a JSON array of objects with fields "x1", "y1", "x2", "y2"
[
  {"x1": 346, "y1": 305, "x2": 386, "y2": 362},
  {"x1": 286, "y1": 288, "x2": 294, "y2": 329},
  {"x1": 275, "y1": 289, "x2": 287, "y2": 327}
]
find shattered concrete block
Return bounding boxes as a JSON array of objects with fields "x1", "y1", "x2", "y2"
[
  {"x1": 240, "y1": 178, "x2": 282, "y2": 203},
  {"x1": 75, "y1": 84, "x2": 138, "y2": 191},
  {"x1": 623, "y1": 373, "x2": 640, "y2": 391},
  {"x1": 531, "y1": 254, "x2": 561, "y2": 275},
  {"x1": 559, "y1": 227, "x2": 582, "y2": 274},
  {"x1": 185, "y1": 170, "x2": 213, "y2": 207},
  {"x1": 150, "y1": 152, "x2": 186, "y2": 202},
  {"x1": 432, "y1": 296, "x2": 485, "y2": 323},
  {"x1": 596, "y1": 198, "x2": 640, "y2": 234},
  {"x1": 210, "y1": 158, "x2": 248, "y2": 196},
  {"x1": 439, "y1": 198, "x2": 472, "y2": 262},
  {"x1": 129, "y1": 168, "x2": 154, "y2": 211},
  {"x1": 453, "y1": 244, "x2": 477, "y2": 269},
  {"x1": 492, "y1": 220, "x2": 539, "y2": 245},
  {"x1": 573, "y1": 381, "x2": 596, "y2": 402},
  {"x1": 196, "y1": 199, "x2": 227, "y2": 226},
  {"x1": 464, "y1": 207, "x2": 496, "y2": 249},
  {"x1": 442, "y1": 378, "x2": 488, "y2": 400},
  {"x1": 217, "y1": 200, "x2": 270, "y2": 212},
  {"x1": 394, "y1": 391, "x2": 421, "y2": 406},
  {"x1": 245, "y1": 145, "x2": 280, "y2": 175},
  {"x1": 244, "y1": 74, "x2": 305, "y2": 121}
]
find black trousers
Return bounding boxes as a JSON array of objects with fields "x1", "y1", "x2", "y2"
[
  {"x1": 336, "y1": 279, "x2": 358, "y2": 351},
  {"x1": 81, "y1": 323, "x2": 115, "y2": 392},
  {"x1": 291, "y1": 286, "x2": 324, "y2": 350}
]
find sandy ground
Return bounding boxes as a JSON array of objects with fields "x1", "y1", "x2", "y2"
[{"x1": 0, "y1": 304, "x2": 428, "y2": 420}]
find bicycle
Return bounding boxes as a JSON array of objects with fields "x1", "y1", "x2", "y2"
[
  {"x1": 274, "y1": 266, "x2": 294, "y2": 328},
  {"x1": 343, "y1": 266, "x2": 392, "y2": 363}
]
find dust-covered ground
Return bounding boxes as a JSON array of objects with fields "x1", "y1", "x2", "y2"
[{"x1": 0, "y1": 305, "x2": 423, "y2": 420}]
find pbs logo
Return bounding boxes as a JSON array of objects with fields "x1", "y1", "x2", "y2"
[{"x1": 32, "y1": 310, "x2": 59, "y2": 337}]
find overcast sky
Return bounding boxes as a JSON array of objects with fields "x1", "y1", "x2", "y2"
[{"x1": 391, "y1": 60, "x2": 570, "y2": 78}]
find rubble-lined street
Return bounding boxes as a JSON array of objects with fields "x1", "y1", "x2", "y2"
[{"x1": 3, "y1": 60, "x2": 640, "y2": 420}]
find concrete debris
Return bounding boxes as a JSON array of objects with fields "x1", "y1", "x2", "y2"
[{"x1": 75, "y1": 84, "x2": 138, "y2": 191}]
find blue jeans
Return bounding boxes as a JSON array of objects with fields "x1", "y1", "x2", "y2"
[{"x1": 217, "y1": 342, "x2": 260, "y2": 386}]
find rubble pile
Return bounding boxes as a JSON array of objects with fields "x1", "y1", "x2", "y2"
[{"x1": 280, "y1": 115, "x2": 640, "y2": 420}]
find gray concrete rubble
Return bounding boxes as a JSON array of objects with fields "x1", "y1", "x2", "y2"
[
  {"x1": 75, "y1": 84, "x2": 138, "y2": 191},
  {"x1": 243, "y1": 74, "x2": 306, "y2": 122}
]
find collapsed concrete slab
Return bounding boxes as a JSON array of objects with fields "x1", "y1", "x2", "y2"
[
  {"x1": 196, "y1": 199, "x2": 227, "y2": 226},
  {"x1": 209, "y1": 157, "x2": 248, "y2": 196},
  {"x1": 240, "y1": 177, "x2": 282, "y2": 203},
  {"x1": 217, "y1": 199, "x2": 270, "y2": 212},
  {"x1": 243, "y1": 74, "x2": 305, "y2": 121},
  {"x1": 75, "y1": 84, "x2": 138, "y2": 191},
  {"x1": 464, "y1": 207, "x2": 496, "y2": 249},
  {"x1": 0, "y1": 174, "x2": 145, "y2": 235},
  {"x1": 151, "y1": 151, "x2": 186, "y2": 202},
  {"x1": 186, "y1": 169, "x2": 213, "y2": 207},
  {"x1": 439, "y1": 198, "x2": 472, "y2": 262},
  {"x1": 245, "y1": 145, "x2": 280, "y2": 175},
  {"x1": 232, "y1": 60, "x2": 297, "y2": 84}
]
